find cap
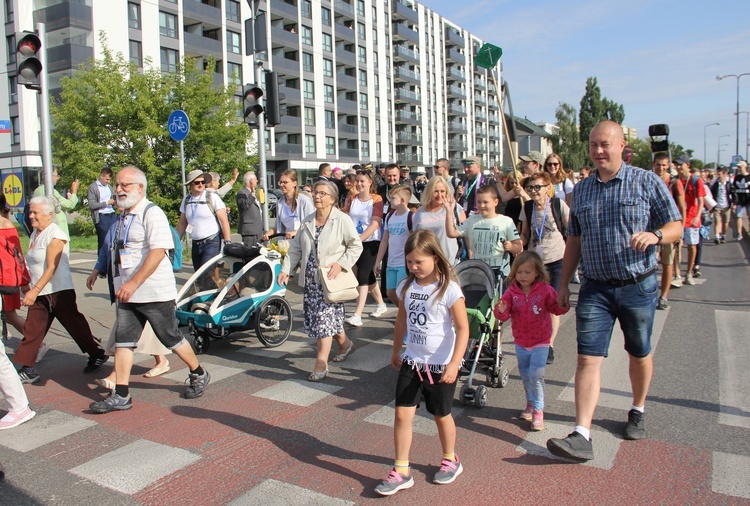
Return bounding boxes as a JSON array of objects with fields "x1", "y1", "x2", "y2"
[
  {"x1": 519, "y1": 151, "x2": 544, "y2": 164},
  {"x1": 185, "y1": 170, "x2": 212, "y2": 185},
  {"x1": 362, "y1": 162, "x2": 373, "y2": 170},
  {"x1": 462, "y1": 156, "x2": 482, "y2": 166},
  {"x1": 674, "y1": 154, "x2": 691, "y2": 165},
  {"x1": 400, "y1": 166, "x2": 410, "y2": 172},
  {"x1": 332, "y1": 166, "x2": 343, "y2": 174},
  {"x1": 738, "y1": 160, "x2": 748, "y2": 168}
]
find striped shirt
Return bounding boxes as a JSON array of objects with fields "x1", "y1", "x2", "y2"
[{"x1": 569, "y1": 163, "x2": 681, "y2": 281}]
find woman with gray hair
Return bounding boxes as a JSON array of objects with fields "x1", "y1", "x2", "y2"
[
  {"x1": 278, "y1": 180, "x2": 363, "y2": 381},
  {"x1": 12, "y1": 196, "x2": 107, "y2": 385}
]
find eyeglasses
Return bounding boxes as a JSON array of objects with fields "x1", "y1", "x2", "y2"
[
  {"x1": 546, "y1": 162, "x2": 560, "y2": 167},
  {"x1": 524, "y1": 184, "x2": 548, "y2": 193},
  {"x1": 192, "y1": 180, "x2": 205, "y2": 186},
  {"x1": 115, "y1": 182, "x2": 138, "y2": 189},
  {"x1": 278, "y1": 180, "x2": 292, "y2": 185},
  {"x1": 312, "y1": 190, "x2": 332, "y2": 198}
]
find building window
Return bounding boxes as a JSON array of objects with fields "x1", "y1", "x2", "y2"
[
  {"x1": 323, "y1": 58, "x2": 333, "y2": 77},
  {"x1": 5, "y1": 0, "x2": 13, "y2": 23},
  {"x1": 361, "y1": 117, "x2": 369, "y2": 134},
  {"x1": 325, "y1": 110, "x2": 335, "y2": 129},
  {"x1": 7, "y1": 34, "x2": 16, "y2": 65},
  {"x1": 376, "y1": 119, "x2": 381, "y2": 135},
  {"x1": 357, "y1": 22, "x2": 366, "y2": 40},
  {"x1": 321, "y1": 6, "x2": 331, "y2": 26},
  {"x1": 303, "y1": 79, "x2": 314, "y2": 99},
  {"x1": 160, "y1": 47, "x2": 179, "y2": 73},
  {"x1": 326, "y1": 136, "x2": 336, "y2": 155},
  {"x1": 159, "y1": 11, "x2": 177, "y2": 38},
  {"x1": 227, "y1": 62, "x2": 242, "y2": 86},
  {"x1": 357, "y1": 0, "x2": 365, "y2": 16},
  {"x1": 301, "y1": 0, "x2": 312, "y2": 18},
  {"x1": 301, "y1": 25, "x2": 313, "y2": 45},
  {"x1": 372, "y1": 5, "x2": 377, "y2": 21},
  {"x1": 358, "y1": 69, "x2": 367, "y2": 87},
  {"x1": 304, "y1": 107, "x2": 315, "y2": 126},
  {"x1": 372, "y1": 28, "x2": 377, "y2": 44},
  {"x1": 324, "y1": 84, "x2": 334, "y2": 103},
  {"x1": 359, "y1": 93, "x2": 368, "y2": 110},
  {"x1": 226, "y1": 0, "x2": 240, "y2": 22},
  {"x1": 227, "y1": 31, "x2": 241, "y2": 54},
  {"x1": 129, "y1": 40, "x2": 142, "y2": 67},
  {"x1": 361, "y1": 140, "x2": 369, "y2": 157},
  {"x1": 322, "y1": 33, "x2": 332, "y2": 52},
  {"x1": 128, "y1": 2, "x2": 140, "y2": 29},
  {"x1": 375, "y1": 97, "x2": 380, "y2": 113},
  {"x1": 11, "y1": 116, "x2": 19, "y2": 145},
  {"x1": 8, "y1": 76, "x2": 17, "y2": 104},
  {"x1": 305, "y1": 134, "x2": 316, "y2": 154},
  {"x1": 302, "y1": 52, "x2": 313, "y2": 72},
  {"x1": 377, "y1": 141, "x2": 382, "y2": 158},
  {"x1": 358, "y1": 45, "x2": 366, "y2": 63}
]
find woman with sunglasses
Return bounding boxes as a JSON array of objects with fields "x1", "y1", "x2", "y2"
[
  {"x1": 544, "y1": 154, "x2": 573, "y2": 205},
  {"x1": 264, "y1": 170, "x2": 314, "y2": 241},
  {"x1": 518, "y1": 172, "x2": 569, "y2": 364},
  {"x1": 344, "y1": 170, "x2": 388, "y2": 326}
]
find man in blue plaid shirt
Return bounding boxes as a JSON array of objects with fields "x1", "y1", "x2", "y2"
[{"x1": 547, "y1": 121, "x2": 682, "y2": 461}]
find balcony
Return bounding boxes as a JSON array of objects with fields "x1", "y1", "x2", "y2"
[
  {"x1": 474, "y1": 94, "x2": 486, "y2": 105},
  {"x1": 33, "y1": 1, "x2": 92, "y2": 31},
  {"x1": 272, "y1": 54, "x2": 300, "y2": 75},
  {"x1": 392, "y1": 1, "x2": 419, "y2": 24},
  {"x1": 394, "y1": 88, "x2": 421, "y2": 104},
  {"x1": 396, "y1": 131, "x2": 422, "y2": 144},
  {"x1": 392, "y1": 23, "x2": 419, "y2": 44},
  {"x1": 395, "y1": 109, "x2": 421, "y2": 124},
  {"x1": 396, "y1": 150, "x2": 421, "y2": 164},
  {"x1": 449, "y1": 121, "x2": 468, "y2": 133},
  {"x1": 446, "y1": 66, "x2": 465, "y2": 82},
  {"x1": 476, "y1": 126, "x2": 487, "y2": 137},
  {"x1": 274, "y1": 143, "x2": 303, "y2": 156},
  {"x1": 393, "y1": 66, "x2": 420, "y2": 84},
  {"x1": 489, "y1": 114, "x2": 500, "y2": 125},
  {"x1": 334, "y1": 0, "x2": 355, "y2": 19},
  {"x1": 475, "y1": 77, "x2": 486, "y2": 90},
  {"x1": 279, "y1": 114, "x2": 302, "y2": 132},
  {"x1": 393, "y1": 44, "x2": 419, "y2": 64},
  {"x1": 270, "y1": 0, "x2": 299, "y2": 20},
  {"x1": 337, "y1": 96, "x2": 358, "y2": 114},
  {"x1": 339, "y1": 123, "x2": 358, "y2": 134},
  {"x1": 271, "y1": 25, "x2": 300, "y2": 48},
  {"x1": 281, "y1": 86, "x2": 301, "y2": 106},
  {"x1": 475, "y1": 111, "x2": 487, "y2": 122},
  {"x1": 339, "y1": 147, "x2": 359, "y2": 159},
  {"x1": 336, "y1": 44, "x2": 357, "y2": 66},
  {"x1": 183, "y1": 0, "x2": 222, "y2": 26},
  {"x1": 476, "y1": 142, "x2": 487, "y2": 153},
  {"x1": 445, "y1": 29, "x2": 464, "y2": 47},
  {"x1": 46, "y1": 43, "x2": 94, "y2": 74},
  {"x1": 447, "y1": 85, "x2": 466, "y2": 99},
  {"x1": 447, "y1": 103, "x2": 467, "y2": 116},
  {"x1": 448, "y1": 140, "x2": 468, "y2": 151},
  {"x1": 447, "y1": 48, "x2": 465, "y2": 65},
  {"x1": 334, "y1": 22, "x2": 356, "y2": 43},
  {"x1": 489, "y1": 129, "x2": 500, "y2": 139},
  {"x1": 488, "y1": 98, "x2": 499, "y2": 110},
  {"x1": 336, "y1": 73, "x2": 357, "y2": 90},
  {"x1": 184, "y1": 31, "x2": 222, "y2": 57}
]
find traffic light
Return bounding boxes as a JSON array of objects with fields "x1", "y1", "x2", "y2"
[
  {"x1": 242, "y1": 84, "x2": 264, "y2": 127},
  {"x1": 265, "y1": 71, "x2": 285, "y2": 127},
  {"x1": 16, "y1": 32, "x2": 43, "y2": 91}
]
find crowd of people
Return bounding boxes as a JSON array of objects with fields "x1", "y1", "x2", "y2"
[{"x1": 1, "y1": 120, "x2": 746, "y2": 495}]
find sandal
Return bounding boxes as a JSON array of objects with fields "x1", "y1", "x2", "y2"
[
  {"x1": 144, "y1": 364, "x2": 171, "y2": 378},
  {"x1": 332, "y1": 343, "x2": 356, "y2": 363},
  {"x1": 94, "y1": 378, "x2": 115, "y2": 390},
  {"x1": 308, "y1": 368, "x2": 329, "y2": 382}
]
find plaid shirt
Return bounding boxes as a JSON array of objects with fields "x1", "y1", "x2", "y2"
[{"x1": 570, "y1": 163, "x2": 681, "y2": 281}]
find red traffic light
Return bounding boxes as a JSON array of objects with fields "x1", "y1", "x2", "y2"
[{"x1": 17, "y1": 33, "x2": 42, "y2": 56}]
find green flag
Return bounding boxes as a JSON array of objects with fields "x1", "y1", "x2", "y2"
[{"x1": 475, "y1": 43, "x2": 503, "y2": 69}]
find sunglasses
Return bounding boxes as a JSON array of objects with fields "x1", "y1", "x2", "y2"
[
  {"x1": 462, "y1": 161, "x2": 476, "y2": 166},
  {"x1": 356, "y1": 170, "x2": 372, "y2": 175},
  {"x1": 525, "y1": 184, "x2": 548, "y2": 193},
  {"x1": 546, "y1": 162, "x2": 560, "y2": 167},
  {"x1": 192, "y1": 180, "x2": 205, "y2": 185}
]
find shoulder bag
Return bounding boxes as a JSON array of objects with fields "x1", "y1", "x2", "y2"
[{"x1": 306, "y1": 225, "x2": 359, "y2": 304}]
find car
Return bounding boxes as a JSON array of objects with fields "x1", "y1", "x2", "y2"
[{"x1": 266, "y1": 189, "x2": 282, "y2": 218}]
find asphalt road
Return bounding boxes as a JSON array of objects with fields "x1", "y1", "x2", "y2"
[{"x1": 1, "y1": 237, "x2": 749, "y2": 505}]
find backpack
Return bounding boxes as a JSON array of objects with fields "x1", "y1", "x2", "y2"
[
  {"x1": 384, "y1": 210, "x2": 414, "y2": 233},
  {"x1": 182, "y1": 189, "x2": 218, "y2": 217},
  {"x1": 524, "y1": 197, "x2": 567, "y2": 241},
  {"x1": 144, "y1": 203, "x2": 183, "y2": 272},
  {"x1": 0, "y1": 233, "x2": 30, "y2": 290}
]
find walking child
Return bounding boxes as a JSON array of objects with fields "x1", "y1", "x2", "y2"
[
  {"x1": 374, "y1": 229, "x2": 469, "y2": 496},
  {"x1": 375, "y1": 185, "x2": 414, "y2": 305},
  {"x1": 494, "y1": 251, "x2": 569, "y2": 431}
]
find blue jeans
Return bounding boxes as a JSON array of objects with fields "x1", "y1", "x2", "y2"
[
  {"x1": 191, "y1": 234, "x2": 221, "y2": 271},
  {"x1": 576, "y1": 272, "x2": 658, "y2": 358},
  {"x1": 515, "y1": 345, "x2": 548, "y2": 410}
]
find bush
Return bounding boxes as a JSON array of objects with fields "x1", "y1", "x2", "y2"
[{"x1": 71, "y1": 216, "x2": 97, "y2": 237}]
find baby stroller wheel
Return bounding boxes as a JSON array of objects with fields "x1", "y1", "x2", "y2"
[
  {"x1": 255, "y1": 296, "x2": 293, "y2": 348},
  {"x1": 474, "y1": 385, "x2": 488, "y2": 408},
  {"x1": 487, "y1": 368, "x2": 501, "y2": 388},
  {"x1": 459, "y1": 384, "x2": 474, "y2": 406},
  {"x1": 499, "y1": 367, "x2": 509, "y2": 388},
  {"x1": 187, "y1": 330, "x2": 210, "y2": 355}
]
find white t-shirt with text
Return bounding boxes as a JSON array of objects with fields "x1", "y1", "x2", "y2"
[{"x1": 385, "y1": 211, "x2": 411, "y2": 267}]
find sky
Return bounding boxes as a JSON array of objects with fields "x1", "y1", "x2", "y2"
[{"x1": 422, "y1": 0, "x2": 750, "y2": 166}]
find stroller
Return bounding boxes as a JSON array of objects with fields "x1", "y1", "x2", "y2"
[
  {"x1": 454, "y1": 259, "x2": 509, "y2": 408},
  {"x1": 175, "y1": 238, "x2": 293, "y2": 354}
]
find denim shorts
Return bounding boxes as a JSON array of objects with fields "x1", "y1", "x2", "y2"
[
  {"x1": 736, "y1": 204, "x2": 750, "y2": 218},
  {"x1": 385, "y1": 266, "x2": 407, "y2": 290},
  {"x1": 682, "y1": 227, "x2": 700, "y2": 246},
  {"x1": 575, "y1": 272, "x2": 658, "y2": 358}
]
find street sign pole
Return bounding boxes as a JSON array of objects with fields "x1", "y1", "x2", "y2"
[
  {"x1": 36, "y1": 22, "x2": 53, "y2": 200},
  {"x1": 254, "y1": 59, "x2": 269, "y2": 233},
  {"x1": 180, "y1": 140, "x2": 186, "y2": 201}
]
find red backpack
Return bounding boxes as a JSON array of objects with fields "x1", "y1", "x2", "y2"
[{"x1": 0, "y1": 233, "x2": 30, "y2": 291}]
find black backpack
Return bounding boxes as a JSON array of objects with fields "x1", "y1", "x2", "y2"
[{"x1": 524, "y1": 197, "x2": 567, "y2": 241}]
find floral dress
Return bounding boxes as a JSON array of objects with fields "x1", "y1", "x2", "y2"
[{"x1": 303, "y1": 225, "x2": 345, "y2": 339}]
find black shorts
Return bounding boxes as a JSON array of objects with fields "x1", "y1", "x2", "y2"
[
  {"x1": 395, "y1": 362, "x2": 457, "y2": 417},
  {"x1": 354, "y1": 240, "x2": 380, "y2": 286}
]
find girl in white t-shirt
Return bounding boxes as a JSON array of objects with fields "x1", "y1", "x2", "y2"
[
  {"x1": 375, "y1": 185, "x2": 414, "y2": 306},
  {"x1": 374, "y1": 229, "x2": 469, "y2": 496}
]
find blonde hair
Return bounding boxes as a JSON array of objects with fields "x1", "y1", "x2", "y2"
[
  {"x1": 356, "y1": 169, "x2": 376, "y2": 196},
  {"x1": 544, "y1": 154, "x2": 567, "y2": 184},
  {"x1": 389, "y1": 185, "x2": 412, "y2": 201},
  {"x1": 399, "y1": 229, "x2": 456, "y2": 303},
  {"x1": 420, "y1": 176, "x2": 449, "y2": 209},
  {"x1": 507, "y1": 251, "x2": 549, "y2": 287},
  {"x1": 280, "y1": 169, "x2": 300, "y2": 213}
]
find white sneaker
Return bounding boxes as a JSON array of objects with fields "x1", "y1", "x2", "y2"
[
  {"x1": 738, "y1": 234, "x2": 744, "y2": 241},
  {"x1": 371, "y1": 304, "x2": 388, "y2": 318},
  {"x1": 685, "y1": 273, "x2": 695, "y2": 285},
  {"x1": 345, "y1": 314, "x2": 363, "y2": 327},
  {"x1": 36, "y1": 343, "x2": 50, "y2": 364},
  {"x1": 670, "y1": 275, "x2": 683, "y2": 288}
]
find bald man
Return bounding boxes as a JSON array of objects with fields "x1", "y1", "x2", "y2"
[{"x1": 546, "y1": 121, "x2": 682, "y2": 461}]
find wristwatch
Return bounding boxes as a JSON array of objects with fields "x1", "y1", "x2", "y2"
[{"x1": 651, "y1": 229, "x2": 663, "y2": 244}]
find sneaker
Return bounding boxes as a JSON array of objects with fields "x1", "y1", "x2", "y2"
[
  {"x1": 656, "y1": 297, "x2": 669, "y2": 310},
  {"x1": 433, "y1": 456, "x2": 463, "y2": 484},
  {"x1": 692, "y1": 268, "x2": 701, "y2": 278},
  {"x1": 670, "y1": 275, "x2": 683, "y2": 288},
  {"x1": 345, "y1": 314, "x2": 363, "y2": 327},
  {"x1": 89, "y1": 393, "x2": 132, "y2": 414},
  {"x1": 720, "y1": 236, "x2": 726, "y2": 244},
  {"x1": 531, "y1": 409, "x2": 544, "y2": 431},
  {"x1": 714, "y1": 237, "x2": 720, "y2": 244},
  {"x1": 84, "y1": 351, "x2": 109, "y2": 374},
  {"x1": 519, "y1": 402, "x2": 533, "y2": 421},
  {"x1": 18, "y1": 366, "x2": 40, "y2": 385},
  {"x1": 738, "y1": 234, "x2": 744, "y2": 241},
  {"x1": 571, "y1": 272, "x2": 580, "y2": 284},
  {"x1": 371, "y1": 304, "x2": 388, "y2": 318},
  {"x1": 374, "y1": 468, "x2": 414, "y2": 496},
  {"x1": 0, "y1": 407, "x2": 36, "y2": 430},
  {"x1": 546, "y1": 347, "x2": 555, "y2": 365},
  {"x1": 684, "y1": 273, "x2": 695, "y2": 285},
  {"x1": 35, "y1": 343, "x2": 50, "y2": 364},
  {"x1": 623, "y1": 409, "x2": 646, "y2": 440},
  {"x1": 546, "y1": 431, "x2": 594, "y2": 461},
  {"x1": 184, "y1": 369, "x2": 211, "y2": 399}
]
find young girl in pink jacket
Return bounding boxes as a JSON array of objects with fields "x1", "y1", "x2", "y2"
[{"x1": 494, "y1": 251, "x2": 569, "y2": 431}]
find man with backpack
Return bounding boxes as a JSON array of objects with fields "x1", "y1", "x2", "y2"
[
  {"x1": 709, "y1": 166, "x2": 733, "y2": 244},
  {"x1": 732, "y1": 160, "x2": 750, "y2": 240},
  {"x1": 674, "y1": 155, "x2": 705, "y2": 286},
  {"x1": 176, "y1": 170, "x2": 231, "y2": 271}
]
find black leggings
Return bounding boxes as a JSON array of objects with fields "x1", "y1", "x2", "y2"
[{"x1": 354, "y1": 241, "x2": 380, "y2": 286}]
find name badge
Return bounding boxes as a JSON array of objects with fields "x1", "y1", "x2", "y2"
[
  {"x1": 120, "y1": 250, "x2": 134, "y2": 269},
  {"x1": 185, "y1": 224, "x2": 194, "y2": 235},
  {"x1": 535, "y1": 245, "x2": 544, "y2": 257}
]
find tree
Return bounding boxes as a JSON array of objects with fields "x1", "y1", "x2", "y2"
[
  {"x1": 52, "y1": 36, "x2": 254, "y2": 222},
  {"x1": 550, "y1": 102, "x2": 588, "y2": 170},
  {"x1": 579, "y1": 77, "x2": 626, "y2": 142}
]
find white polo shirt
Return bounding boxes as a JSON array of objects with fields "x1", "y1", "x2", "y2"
[{"x1": 180, "y1": 190, "x2": 226, "y2": 240}]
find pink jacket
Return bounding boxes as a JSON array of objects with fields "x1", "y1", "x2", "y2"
[{"x1": 494, "y1": 280, "x2": 569, "y2": 348}]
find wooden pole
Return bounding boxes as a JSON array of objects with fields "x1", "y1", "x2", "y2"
[{"x1": 491, "y1": 70, "x2": 522, "y2": 184}]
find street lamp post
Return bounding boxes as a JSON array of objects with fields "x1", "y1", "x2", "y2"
[
  {"x1": 704, "y1": 122, "x2": 720, "y2": 167},
  {"x1": 717, "y1": 73, "x2": 750, "y2": 157},
  {"x1": 717, "y1": 134, "x2": 730, "y2": 166},
  {"x1": 735, "y1": 111, "x2": 750, "y2": 161}
]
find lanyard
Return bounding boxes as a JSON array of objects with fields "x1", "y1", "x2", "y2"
[
  {"x1": 187, "y1": 192, "x2": 206, "y2": 221},
  {"x1": 532, "y1": 200, "x2": 550, "y2": 242},
  {"x1": 117, "y1": 213, "x2": 136, "y2": 245}
]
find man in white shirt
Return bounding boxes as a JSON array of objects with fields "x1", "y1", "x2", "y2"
[
  {"x1": 89, "y1": 166, "x2": 210, "y2": 414},
  {"x1": 209, "y1": 169, "x2": 240, "y2": 198},
  {"x1": 87, "y1": 166, "x2": 116, "y2": 253}
]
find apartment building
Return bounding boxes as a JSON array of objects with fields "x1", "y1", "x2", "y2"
[{"x1": 3, "y1": 0, "x2": 502, "y2": 193}]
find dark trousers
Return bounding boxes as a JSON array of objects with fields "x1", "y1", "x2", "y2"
[
  {"x1": 13, "y1": 289, "x2": 102, "y2": 367},
  {"x1": 242, "y1": 234, "x2": 261, "y2": 247},
  {"x1": 192, "y1": 234, "x2": 221, "y2": 271},
  {"x1": 95, "y1": 213, "x2": 117, "y2": 254}
]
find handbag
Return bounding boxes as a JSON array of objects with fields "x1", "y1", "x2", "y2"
[{"x1": 318, "y1": 264, "x2": 358, "y2": 304}]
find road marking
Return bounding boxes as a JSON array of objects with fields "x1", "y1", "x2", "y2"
[
  {"x1": 70, "y1": 439, "x2": 200, "y2": 495},
  {"x1": 0, "y1": 410, "x2": 96, "y2": 452},
  {"x1": 254, "y1": 379, "x2": 342, "y2": 407},
  {"x1": 365, "y1": 401, "x2": 465, "y2": 436},
  {"x1": 715, "y1": 310, "x2": 750, "y2": 428},
  {"x1": 229, "y1": 479, "x2": 354, "y2": 505},
  {"x1": 517, "y1": 422, "x2": 623, "y2": 470},
  {"x1": 712, "y1": 452, "x2": 750, "y2": 499},
  {"x1": 237, "y1": 336, "x2": 310, "y2": 358},
  {"x1": 336, "y1": 338, "x2": 392, "y2": 373},
  {"x1": 558, "y1": 306, "x2": 669, "y2": 410}
]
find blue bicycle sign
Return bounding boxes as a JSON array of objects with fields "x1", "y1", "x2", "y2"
[{"x1": 168, "y1": 110, "x2": 190, "y2": 141}]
